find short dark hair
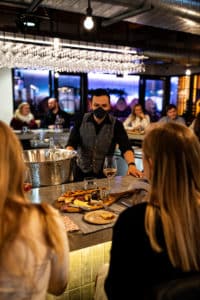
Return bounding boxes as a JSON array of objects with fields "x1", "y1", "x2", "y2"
[
  {"x1": 166, "y1": 104, "x2": 177, "y2": 112},
  {"x1": 91, "y1": 88, "x2": 110, "y2": 103}
]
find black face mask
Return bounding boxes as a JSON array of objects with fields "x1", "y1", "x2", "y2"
[{"x1": 93, "y1": 107, "x2": 107, "y2": 119}]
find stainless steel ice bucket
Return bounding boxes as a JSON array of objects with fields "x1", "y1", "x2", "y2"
[{"x1": 23, "y1": 149, "x2": 77, "y2": 187}]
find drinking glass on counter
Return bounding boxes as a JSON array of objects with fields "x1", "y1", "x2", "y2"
[
  {"x1": 84, "y1": 177, "x2": 97, "y2": 190},
  {"x1": 23, "y1": 167, "x2": 32, "y2": 192},
  {"x1": 103, "y1": 156, "x2": 117, "y2": 192}
]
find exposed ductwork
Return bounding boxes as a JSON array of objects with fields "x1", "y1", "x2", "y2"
[
  {"x1": 102, "y1": 0, "x2": 200, "y2": 27},
  {"x1": 150, "y1": 0, "x2": 200, "y2": 21},
  {"x1": 142, "y1": 49, "x2": 200, "y2": 65},
  {"x1": 102, "y1": 0, "x2": 153, "y2": 27},
  {"x1": 0, "y1": 0, "x2": 199, "y2": 70}
]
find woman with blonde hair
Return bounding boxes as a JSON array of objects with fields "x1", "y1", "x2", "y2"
[
  {"x1": 105, "y1": 123, "x2": 200, "y2": 299},
  {"x1": 10, "y1": 102, "x2": 38, "y2": 130},
  {"x1": 123, "y1": 103, "x2": 150, "y2": 131},
  {"x1": 0, "y1": 121, "x2": 69, "y2": 299}
]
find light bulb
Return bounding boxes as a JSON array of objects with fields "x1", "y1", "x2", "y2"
[
  {"x1": 53, "y1": 38, "x2": 60, "y2": 50},
  {"x1": 83, "y1": 16, "x2": 94, "y2": 30},
  {"x1": 185, "y1": 69, "x2": 191, "y2": 76},
  {"x1": 23, "y1": 21, "x2": 36, "y2": 27},
  {"x1": 54, "y1": 72, "x2": 59, "y2": 78}
]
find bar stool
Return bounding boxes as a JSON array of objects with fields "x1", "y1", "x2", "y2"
[{"x1": 150, "y1": 274, "x2": 200, "y2": 300}]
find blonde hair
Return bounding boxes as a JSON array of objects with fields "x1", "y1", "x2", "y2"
[
  {"x1": 143, "y1": 122, "x2": 200, "y2": 271},
  {"x1": 0, "y1": 121, "x2": 64, "y2": 260},
  {"x1": 17, "y1": 102, "x2": 30, "y2": 113}
]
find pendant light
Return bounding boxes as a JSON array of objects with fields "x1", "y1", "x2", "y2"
[{"x1": 83, "y1": 0, "x2": 95, "y2": 31}]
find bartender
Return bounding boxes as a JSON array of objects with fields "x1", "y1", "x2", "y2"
[{"x1": 66, "y1": 88, "x2": 142, "y2": 181}]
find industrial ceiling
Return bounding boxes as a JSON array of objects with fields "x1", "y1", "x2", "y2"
[{"x1": 0, "y1": 0, "x2": 200, "y2": 75}]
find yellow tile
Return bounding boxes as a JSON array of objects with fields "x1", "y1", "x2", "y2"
[
  {"x1": 68, "y1": 250, "x2": 82, "y2": 290},
  {"x1": 68, "y1": 287, "x2": 81, "y2": 300},
  {"x1": 81, "y1": 282, "x2": 95, "y2": 300},
  {"x1": 81, "y1": 247, "x2": 93, "y2": 285},
  {"x1": 91, "y1": 244, "x2": 105, "y2": 281},
  {"x1": 46, "y1": 294, "x2": 55, "y2": 300},
  {"x1": 55, "y1": 292, "x2": 69, "y2": 300},
  {"x1": 104, "y1": 242, "x2": 112, "y2": 263}
]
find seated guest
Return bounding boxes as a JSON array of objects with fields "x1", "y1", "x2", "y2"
[
  {"x1": 10, "y1": 102, "x2": 38, "y2": 130},
  {"x1": 190, "y1": 112, "x2": 200, "y2": 141},
  {"x1": 105, "y1": 122, "x2": 200, "y2": 299},
  {"x1": 159, "y1": 104, "x2": 186, "y2": 124},
  {"x1": 41, "y1": 97, "x2": 71, "y2": 129},
  {"x1": 123, "y1": 103, "x2": 150, "y2": 131},
  {"x1": 145, "y1": 98, "x2": 161, "y2": 122},
  {"x1": 112, "y1": 97, "x2": 131, "y2": 122},
  {"x1": 0, "y1": 121, "x2": 70, "y2": 299}
]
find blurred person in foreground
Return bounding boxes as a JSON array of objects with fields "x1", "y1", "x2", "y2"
[
  {"x1": 0, "y1": 121, "x2": 69, "y2": 300},
  {"x1": 123, "y1": 103, "x2": 150, "y2": 132},
  {"x1": 190, "y1": 112, "x2": 200, "y2": 142},
  {"x1": 66, "y1": 88, "x2": 142, "y2": 181},
  {"x1": 10, "y1": 102, "x2": 38, "y2": 130},
  {"x1": 41, "y1": 97, "x2": 71, "y2": 129},
  {"x1": 105, "y1": 122, "x2": 200, "y2": 299},
  {"x1": 159, "y1": 104, "x2": 186, "y2": 125}
]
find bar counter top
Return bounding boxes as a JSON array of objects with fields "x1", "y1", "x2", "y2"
[
  {"x1": 28, "y1": 175, "x2": 148, "y2": 251},
  {"x1": 14, "y1": 129, "x2": 144, "y2": 149}
]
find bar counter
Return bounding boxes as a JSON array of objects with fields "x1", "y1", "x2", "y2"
[
  {"x1": 28, "y1": 175, "x2": 141, "y2": 251},
  {"x1": 127, "y1": 131, "x2": 145, "y2": 147},
  {"x1": 14, "y1": 128, "x2": 70, "y2": 149},
  {"x1": 14, "y1": 129, "x2": 144, "y2": 149},
  {"x1": 28, "y1": 175, "x2": 148, "y2": 300}
]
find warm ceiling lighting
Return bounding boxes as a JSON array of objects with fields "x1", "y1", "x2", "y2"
[
  {"x1": 83, "y1": 0, "x2": 95, "y2": 30},
  {"x1": 185, "y1": 68, "x2": 191, "y2": 76},
  {"x1": 17, "y1": 14, "x2": 38, "y2": 28}
]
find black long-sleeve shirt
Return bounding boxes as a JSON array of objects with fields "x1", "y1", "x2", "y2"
[
  {"x1": 67, "y1": 113, "x2": 133, "y2": 156},
  {"x1": 41, "y1": 108, "x2": 71, "y2": 129},
  {"x1": 105, "y1": 202, "x2": 191, "y2": 300}
]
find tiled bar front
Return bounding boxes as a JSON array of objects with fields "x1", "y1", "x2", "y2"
[
  {"x1": 46, "y1": 241, "x2": 111, "y2": 300},
  {"x1": 29, "y1": 176, "x2": 137, "y2": 300}
]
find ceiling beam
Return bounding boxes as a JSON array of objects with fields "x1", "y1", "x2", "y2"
[
  {"x1": 26, "y1": 0, "x2": 43, "y2": 13},
  {"x1": 102, "y1": 4, "x2": 153, "y2": 27}
]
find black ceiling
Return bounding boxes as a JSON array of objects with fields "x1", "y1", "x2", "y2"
[{"x1": 0, "y1": 0, "x2": 200, "y2": 75}]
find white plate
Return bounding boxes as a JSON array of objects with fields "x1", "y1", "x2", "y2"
[{"x1": 84, "y1": 210, "x2": 117, "y2": 225}]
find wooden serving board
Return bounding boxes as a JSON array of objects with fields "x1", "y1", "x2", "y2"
[{"x1": 53, "y1": 189, "x2": 136, "y2": 213}]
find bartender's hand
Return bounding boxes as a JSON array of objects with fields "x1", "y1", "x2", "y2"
[{"x1": 127, "y1": 164, "x2": 143, "y2": 178}]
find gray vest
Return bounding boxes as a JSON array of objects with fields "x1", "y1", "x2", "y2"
[{"x1": 77, "y1": 113, "x2": 116, "y2": 174}]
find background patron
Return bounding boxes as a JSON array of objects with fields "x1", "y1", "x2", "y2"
[
  {"x1": 41, "y1": 97, "x2": 71, "y2": 129},
  {"x1": 10, "y1": 102, "x2": 38, "y2": 130},
  {"x1": 123, "y1": 103, "x2": 150, "y2": 131},
  {"x1": 159, "y1": 104, "x2": 186, "y2": 124}
]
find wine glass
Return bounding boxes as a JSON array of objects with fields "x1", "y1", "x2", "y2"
[
  {"x1": 103, "y1": 156, "x2": 117, "y2": 192},
  {"x1": 23, "y1": 167, "x2": 33, "y2": 192}
]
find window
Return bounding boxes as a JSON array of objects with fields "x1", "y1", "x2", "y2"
[{"x1": 88, "y1": 72, "x2": 140, "y2": 121}]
